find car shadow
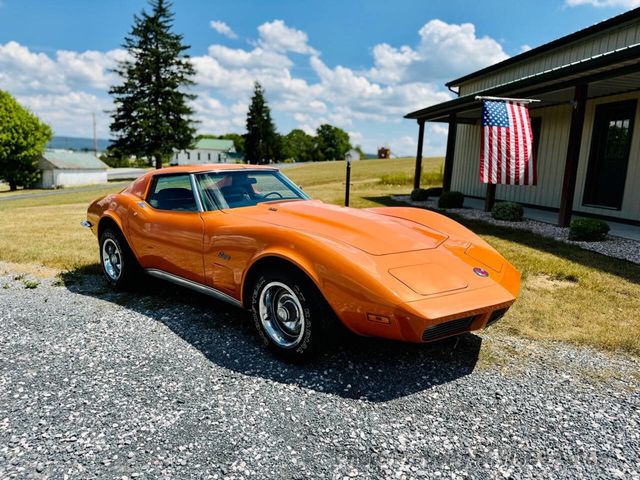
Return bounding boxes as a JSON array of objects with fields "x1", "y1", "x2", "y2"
[{"x1": 61, "y1": 270, "x2": 482, "y2": 403}]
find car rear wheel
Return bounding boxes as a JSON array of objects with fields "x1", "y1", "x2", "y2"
[
  {"x1": 99, "y1": 227, "x2": 138, "y2": 290},
  {"x1": 250, "y1": 269, "x2": 331, "y2": 360}
]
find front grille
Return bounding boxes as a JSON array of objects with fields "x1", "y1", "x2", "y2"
[
  {"x1": 486, "y1": 308, "x2": 509, "y2": 327},
  {"x1": 422, "y1": 316, "x2": 475, "y2": 342}
]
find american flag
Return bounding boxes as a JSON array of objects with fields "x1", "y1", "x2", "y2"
[{"x1": 480, "y1": 100, "x2": 536, "y2": 185}]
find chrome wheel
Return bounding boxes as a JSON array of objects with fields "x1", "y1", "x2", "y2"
[
  {"x1": 258, "y1": 281, "x2": 305, "y2": 349},
  {"x1": 102, "y1": 238, "x2": 122, "y2": 281}
]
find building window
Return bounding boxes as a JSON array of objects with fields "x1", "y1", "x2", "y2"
[
  {"x1": 208, "y1": 153, "x2": 211, "y2": 161},
  {"x1": 197, "y1": 152, "x2": 201, "y2": 161},
  {"x1": 218, "y1": 153, "x2": 221, "y2": 162},
  {"x1": 583, "y1": 100, "x2": 637, "y2": 210},
  {"x1": 186, "y1": 152, "x2": 190, "y2": 160}
]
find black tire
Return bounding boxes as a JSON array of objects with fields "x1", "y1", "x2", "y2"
[
  {"x1": 250, "y1": 268, "x2": 332, "y2": 360},
  {"x1": 99, "y1": 227, "x2": 139, "y2": 290}
]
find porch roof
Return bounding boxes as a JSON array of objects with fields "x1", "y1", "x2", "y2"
[{"x1": 405, "y1": 43, "x2": 640, "y2": 123}]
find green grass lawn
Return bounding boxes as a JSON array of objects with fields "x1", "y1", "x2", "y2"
[{"x1": 1, "y1": 157, "x2": 639, "y2": 356}]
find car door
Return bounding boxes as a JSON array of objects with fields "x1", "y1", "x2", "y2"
[{"x1": 127, "y1": 173, "x2": 205, "y2": 284}]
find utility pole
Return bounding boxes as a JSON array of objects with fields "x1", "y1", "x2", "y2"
[{"x1": 92, "y1": 113, "x2": 98, "y2": 156}]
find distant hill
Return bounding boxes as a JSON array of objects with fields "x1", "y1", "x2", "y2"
[{"x1": 47, "y1": 136, "x2": 112, "y2": 153}]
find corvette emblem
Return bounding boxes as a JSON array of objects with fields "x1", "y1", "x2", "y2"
[{"x1": 473, "y1": 267, "x2": 489, "y2": 277}]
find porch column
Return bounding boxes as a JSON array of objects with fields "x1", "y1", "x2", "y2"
[
  {"x1": 558, "y1": 84, "x2": 588, "y2": 227},
  {"x1": 484, "y1": 184, "x2": 496, "y2": 212},
  {"x1": 442, "y1": 114, "x2": 457, "y2": 192},
  {"x1": 413, "y1": 119, "x2": 426, "y2": 190}
]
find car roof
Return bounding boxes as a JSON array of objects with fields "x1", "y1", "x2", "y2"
[{"x1": 154, "y1": 164, "x2": 277, "y2": 175}]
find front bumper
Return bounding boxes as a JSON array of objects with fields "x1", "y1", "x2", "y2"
[{"x1": 340, "y1": 282, "x2": 516, "y2": 344}]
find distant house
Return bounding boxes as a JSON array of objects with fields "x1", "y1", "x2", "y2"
[
  {"x1": 171, "y1": 138, "x2": 239, "y2": 165},
  {"x1": 38, "y1": 150, "x2": 108, "y2": 188}
]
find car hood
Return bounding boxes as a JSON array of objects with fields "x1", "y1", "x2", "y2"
[{"x1": 228, "y1": 200, "x2": 448, "y2": 255}]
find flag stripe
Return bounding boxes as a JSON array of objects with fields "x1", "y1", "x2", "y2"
[{"x1": 480, "y1": 100, "x2": 536, "y2": 186}]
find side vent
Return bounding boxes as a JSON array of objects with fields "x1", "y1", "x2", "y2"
[{"x1": 422, "y1": 316, "x2": 475, "y2": 342}]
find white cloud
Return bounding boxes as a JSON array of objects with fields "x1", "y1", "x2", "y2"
[
  {"x1": 56, "y1": 49, "x2": 128, "y2": 89},
  {"x1": 17, "y1": 91, "x2": 112, "y2": 137},
  {"x1": 207, "y1": 44, "x2": 292, "y2": 69},
  {"x1": 0, "y1": 41, "x2": 126, "y2": 95},
  {"x1": 0, "y1": 18, "x2": 502, "y2": 151},
  {"x1": 210, "y1": 20, "x2": 238, "y2": 39},
  {"x1": 369, "y1": 19, "x2": 508, "y2": 85},
  {"x1": 257, "y1": 19, "x2": 318, "y2": 55},
  {"x1": 565, "y1": 0, "x2": 640, "y2": 7}
]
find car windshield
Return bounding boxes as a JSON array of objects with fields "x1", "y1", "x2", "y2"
[{"x1": 195, "y1": 170, "x2": 309, "y2": 211}]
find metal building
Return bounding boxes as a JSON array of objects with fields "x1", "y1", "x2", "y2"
[{"x1": 406, "y1": 8, "x2": 640, "y2": 226}]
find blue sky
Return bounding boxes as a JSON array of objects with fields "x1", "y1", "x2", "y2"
[{"x1": 0, "y1": 0, "x2": 637, "y2": 155}]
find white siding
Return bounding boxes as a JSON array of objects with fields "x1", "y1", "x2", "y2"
[
  {"x1": 171, "y1": 148, "x2": 231, "y2": 165},
  {"x1": 40, "y1": 169, "x2": 107, "y2": 188},
  {"x1": 458, "y1": 21, "x2": 640, "y2": 96},
  {"x1": 450, "y1": 92, "x2": 640, "y2": 221}
]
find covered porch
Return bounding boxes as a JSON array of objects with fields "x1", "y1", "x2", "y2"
[
  {"x1": 406, "y1": 43, "x2": 640, "y2": 227},
  {"x1": 460, "y1": 197, "x2": 640, "y2": 242}
]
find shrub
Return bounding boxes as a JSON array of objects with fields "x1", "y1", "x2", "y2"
[
  {"x1": 569, "y1": 218, "x2": 609, "y2": 242},
  {"x1": 424, "y1": 187, "x2": 443, "y2": 197},
  {"x1": 410, "y1": 188, "x2": 429, "y2": 201},
  {"x1": 492, "y1": 202, "x2": 524, "y2": 221},
  {"x1": 438, "y1": 191, "x2": 464, "y2": 209}
]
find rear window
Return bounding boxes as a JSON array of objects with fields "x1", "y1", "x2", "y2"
[
  {"x1": 147, "y1": 175, "x2": 198, "y2": 212},
  {"x1": 126, "y1": 174, "x2": 150, "y2": 198}
]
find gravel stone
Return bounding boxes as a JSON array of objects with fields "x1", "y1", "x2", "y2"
[
  {"x1": 393, "y1": 195, "x2": 640, "y2": 265},
  {"x1": 0, "y1": 269, "x2": 638, "y2": 479}
]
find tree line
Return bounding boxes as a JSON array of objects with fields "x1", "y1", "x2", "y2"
[
  {"x1": 0, "y1": 0, "x2": 360, "y2": 190},
  {"x1": 221, "y1": 82, "x2": 355, "y2": 164}
]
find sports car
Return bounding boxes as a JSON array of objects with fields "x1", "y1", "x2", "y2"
[{"x1": 84, "y1": 164, "x2": 520, "y2": 359}]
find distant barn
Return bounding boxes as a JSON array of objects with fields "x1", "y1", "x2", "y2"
[
  {"x1": 377, "y1": 147, "x2": 390, "y2": 159},
  {"x1": 38, "y1": 150, "x2": 108, "y2": 188}
]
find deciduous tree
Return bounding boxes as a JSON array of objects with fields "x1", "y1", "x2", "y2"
[
  {"x1": 0, "y1": 90, "x2": 52, "y2": 190},
  {"x1": 282, "y1": 129, "x2": 315, "y2": 162},
  {"x1": 314, "y1": 124, "x2": 351, "y2": 161}
]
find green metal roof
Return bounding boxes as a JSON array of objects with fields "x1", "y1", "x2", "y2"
[
  {"x1": 195, "y1": 138, "x2": 234, "y2": 150},
  {"x1": 41, "y1": 150, "x2": 108, "y2": 170}
]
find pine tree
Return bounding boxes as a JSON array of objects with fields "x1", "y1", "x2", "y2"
[
  {"x1": 244, "y1": 82, "x2": 282, "y2": 165},
  {"x1": 109, "y1": 0, "x2": 196, "y2": 169}
]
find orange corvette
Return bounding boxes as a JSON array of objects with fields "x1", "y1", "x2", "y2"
[{"x1": 84, "y1": 164, "x2": 520, "y2": 358}]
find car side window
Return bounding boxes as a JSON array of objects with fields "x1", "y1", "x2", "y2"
[{"x1": 147, "y1": 175, "x2": 198, "y2": 212}]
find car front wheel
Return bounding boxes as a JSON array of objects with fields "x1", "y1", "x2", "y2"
[
  {"x1": 99, "y1": 228, "x2": 138, "y2": 289},
  {"x1": 250, "y1": 270, "x2": 330, "y2": 360}
]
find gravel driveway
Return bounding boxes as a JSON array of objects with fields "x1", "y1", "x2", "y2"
[{"x1": 1, "y1": 269, "x2": 639, "y2": 479}]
